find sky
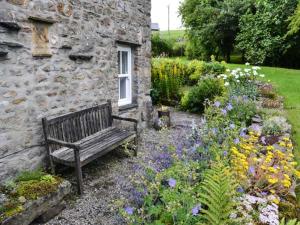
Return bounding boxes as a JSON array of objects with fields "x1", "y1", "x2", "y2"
[{"x1": 151, "y1": 0, "x2": 183, "y2": 31}]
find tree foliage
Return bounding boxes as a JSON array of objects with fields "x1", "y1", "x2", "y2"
[
  {"x1": 236, "y1": 0, "x2": 299, "y2": 65},
  {"x1": 180, "y1": 0, "x2": 253, "y2": 62},
  {"x1": 287, "y1": 2, "x2": 300, "y2": 36},
  {"x1": 180, "y1": 0, "x2": 300, "y2": 68}
]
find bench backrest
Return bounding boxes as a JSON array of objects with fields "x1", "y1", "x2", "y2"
[{"x1": 42, "y1": 101, "x2": 113, "y2": 147}]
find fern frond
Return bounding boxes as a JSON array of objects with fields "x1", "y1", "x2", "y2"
[{"x1": 199, "y1": 161, "x2": 237, "y2": 225}]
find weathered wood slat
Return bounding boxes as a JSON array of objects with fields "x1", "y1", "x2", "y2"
[{"x1": 51, "y1": 130, "x2": 136, "y2": 166}]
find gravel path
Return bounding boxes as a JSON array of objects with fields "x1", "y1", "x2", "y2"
[{"x1": 42, "y1": 109, "x2": 201, "y2": 225}]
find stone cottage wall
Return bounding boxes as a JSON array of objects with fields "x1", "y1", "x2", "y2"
[{"x1": 0, "y1": 0, "x2": 152, "y2": 181}]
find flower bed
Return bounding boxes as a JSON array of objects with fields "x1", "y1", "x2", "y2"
[{"x1": 120, "y1": 64, "x2": 300, "y2": 224}]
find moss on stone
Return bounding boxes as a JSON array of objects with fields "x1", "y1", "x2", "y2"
[{"x1": 16, "y1": 178, "x2": 61, "y2": 200}]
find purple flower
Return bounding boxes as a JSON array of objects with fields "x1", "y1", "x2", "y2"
[
  {"x1": 168, "y1": 178, "x2": 176, "y2": 188},
  {"x1": 226, "y1": 104, "x2": 233, "y2": 111},
  {"x1": 261, "y1": 136, "x2": 266, "y2": 145},
  {"x1": 261, "y1": 191, "x2": 268, "y2": 196},
  {"x1": 223, "y1": 151, "x2": 228, "y2": 157},
  {"x1": 192, "y1": 204, "x2": 201, "y2": 216},
  {"x1": 237, "y1": 187, "x2": 244, "y2": 193},
  {"x1": 240, "y1": 128, "x2": 247, "y2": 137},
  {"x1": 248, "y1": 166, "x2": 255, "y2": 175},
  {"x1": 229, "y1": 124, "x2": 235, "y2": 129},
  {"x1": 214, "y1": 101, "x2": 221, "y2": 108},
  {"x1": 124, "y1": 206, "x2": 134, "y2": 215},
  {"x1": 234, "y1": 138, "x2": 240, "y2": 144},
  {"x1": 221, "y1": 109, "x2": 227, "y2": 115}
]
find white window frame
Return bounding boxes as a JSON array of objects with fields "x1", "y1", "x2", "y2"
[{"x1": 118, "y1": 46, "x2": 132, "y2": 106}]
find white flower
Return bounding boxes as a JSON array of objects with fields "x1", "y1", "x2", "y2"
[
  {"x1": 252, "y1": 66, "x2": 261, "y2": 70},
  {"x1": 226, "y1": 69, "x2": 230, "y2": 72},
  {"x1": 245, "y1": 62, "x2": 250, "y2": 66},
  {"x1": 259, "y1": 74, "x2": 265, "y2": 78},
  {"x1": 237, "y1": 80, "x2": 240, "y2": 83},
  {"x1": 253, "y1": 71, "x2": 258, "y2": 76},
  {"x1": 224, "y1": 82, "x2": 229, "y2": 86},
  {"x1": 244, "y1": 68, "x2": 251, "y2": 73}
]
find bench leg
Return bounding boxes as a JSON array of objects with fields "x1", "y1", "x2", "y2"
[
  {"x1": 49, "y1": 156, "x2": 56, "y2": 174},
  {"x1": 134, "y1": 136, "x2": 138, "y2": 156},
  {"x1": 74, "y1": 150, "x2": 84, "y2": 195}
]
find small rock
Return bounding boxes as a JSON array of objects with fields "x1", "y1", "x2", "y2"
[
  {"x1": 18, "y1": 196, "x2": 26, "y2": 204},
  {"x1": 12, "y1": 98, "x2": 26, "y2": 105},
  {"x1": 0, "y1": 193, "x2": 8, "y2": 205}
]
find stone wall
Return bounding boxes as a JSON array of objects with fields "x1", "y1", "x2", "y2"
[{"x1": 0, "y1": 0, "x2": 152, "y2": 181}]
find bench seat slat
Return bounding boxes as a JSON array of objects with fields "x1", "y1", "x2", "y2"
[{"x1": 50, "y1": 128, "x2": 136, "y2": 167}]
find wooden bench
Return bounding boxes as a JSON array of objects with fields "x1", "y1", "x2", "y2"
[{"x1": 42, "y1": 100, "x2": 138, "y2": 194}]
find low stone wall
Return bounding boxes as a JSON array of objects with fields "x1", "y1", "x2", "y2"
[
  {"x1": 0, "y1": 0, "x2": 152, "y2": 181},
  {"x1": 2, "y1": 180, "x2": 71, "y2": 225}
]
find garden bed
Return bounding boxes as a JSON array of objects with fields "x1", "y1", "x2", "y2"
[
  {"x1": 0, "y1": 172, "x2": 71, "y2": 225},
  {"x1": 120, "y1": 63, "x2": 300, "y2": 224}
]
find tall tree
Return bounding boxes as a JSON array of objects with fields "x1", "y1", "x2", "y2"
[
  {"x1": 236, "y1": 0, "x2": 299, "y2": 65},
  {"x1": 179, "y1": 0, "x2": 252, "y2": 62}
]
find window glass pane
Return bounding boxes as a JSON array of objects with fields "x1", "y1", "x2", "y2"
[
  {"x1": 122, "y1": 51, "x2": 128, "y2": 74},
  {"x1": 118, "y1": 51, "x2": 121, "y2": 74},
  {"x1": 119, "y1": 77, "x2": 127, "y2": 99}
]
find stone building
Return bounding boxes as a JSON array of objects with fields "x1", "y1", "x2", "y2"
[{"x1": 0, "y1": 0, "x2": 152, "y2": 181}]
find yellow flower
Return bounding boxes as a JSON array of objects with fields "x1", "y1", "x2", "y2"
[
  {"x1": 268, "y1": 178, "x2": 278, "y2": 184},
  {"x1": 273, "y1": 198, "x2": 280, "y2": 205},
  {"x1": 295, "y1": 170, "x2": 300, "y2": 179},
  {"x1": 268, "y1": 167, "x2": 277, "y2": 173},
  {"x1": 279, "y1": 142, "x2": 286, "y2": 147},
  {"x1": 261, "y1": 165, "x2": 267, "y2": 170},
  {"x1": 270, "y1": 189, "x2": 276, "y2": 194},
  {"x1": 287, "y1": 143, "x2": 293, "y2": 148},
  {"x1": 282, "y1": 179, "x2": 291, "y2": 188},
  {"x1": 267, "y1": 146, "x2": 274, "y2": 151},
  {"x1": 291, "y1": 161, "x2": 298, "y2": 166},
  {"x1": 283, "y1": 137, "x2": 290, "y2": 142}
]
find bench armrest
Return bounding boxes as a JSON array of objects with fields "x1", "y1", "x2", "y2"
[
  {"x1": 112, "y1": 115, "x2": 138, "y2": 124},
  {"x1": 47, "y1": 137, "x2": 80, "y2": 150}
]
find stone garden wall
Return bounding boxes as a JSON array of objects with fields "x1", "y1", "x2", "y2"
[{"x1": 0, "y1": 0, "x2": 152, "y2": 181}]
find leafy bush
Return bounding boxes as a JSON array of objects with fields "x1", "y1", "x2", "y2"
[
  {"x1": 151, "y1": 33, "x2": 173, "y2": 57},
  {"x1": 189, "y1": 60, "x2": 226, "y2": 84},
  {"x1": 121, "y1": 160, "x2": 204, "y2": 224},
  {"x1": 180, "y1": 77, "x2": 224, "y2": 113},
  {"x1": 151, "y1": 58, "x2": 227, "y2": 105},
  {"x1": 262, "y1": 116, "x2": 292, "y2": 135}
]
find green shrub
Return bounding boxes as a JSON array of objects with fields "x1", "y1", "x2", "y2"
[
  {"x1": 151, "y1": 33, "x2": 173, "y2": 57},
  {"x1": 180, "y1": 77, "x2": 224, "y2": 113},
  {"x1": 151, "y1": 58, "x2": 227, "y2": 105},
  {"x1": 262, "y1": 116, "x2": 292, "y2": 135},
  {"x1": 15, "y1": 169, "x2": 46, "y2": 182},
  {"x1": 172, "y1": 41, "x2": 186, "y2": 57}
]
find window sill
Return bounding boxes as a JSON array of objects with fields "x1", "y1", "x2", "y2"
[{"x1": 119, "y1": 103, "x2": 138, "y2": 112}]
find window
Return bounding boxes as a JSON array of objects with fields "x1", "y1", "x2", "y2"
[{"x1": 118, "y1": 46, "x2": 132, "y2": 106}]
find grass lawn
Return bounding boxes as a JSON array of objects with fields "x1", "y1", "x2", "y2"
[
  {"x1": 156, "y1": 30, "x2": 186, "y2": 41},
  {"x1": 228, "y1": 64, "x2": 300, "y2": 161}
]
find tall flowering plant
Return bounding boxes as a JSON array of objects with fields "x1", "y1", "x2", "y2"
[{"x1": 218, "y1": 64, "x2": 265, "y2": 99}]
